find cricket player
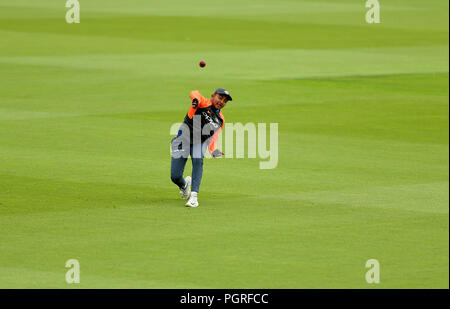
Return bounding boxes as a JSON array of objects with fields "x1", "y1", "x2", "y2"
[{"x1": 170, "y1": 88, "x2": 232, "y2": 207}]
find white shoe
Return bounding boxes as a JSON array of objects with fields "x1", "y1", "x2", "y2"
[
  {"x1": 185, "y1": 193, "x2": 199, "y2": 208},
  {"x1": 179, "y1": 176, "x2": 191, "y2": 200}
]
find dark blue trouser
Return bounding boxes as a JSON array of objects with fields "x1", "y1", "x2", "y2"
[{"x1": 170, "y1": 136, "x2": 207, "y2": 193}]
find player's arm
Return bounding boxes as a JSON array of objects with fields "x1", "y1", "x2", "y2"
[
  {"x1": 209, "y1": 113, "x2": 225, "y2": 158},
  {"x1": 188, "y1": 90, "x2": 211, "y2": 118}
]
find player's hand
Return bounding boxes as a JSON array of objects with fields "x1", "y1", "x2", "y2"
[
  {"x1": 192, "y1": 98, "x2": 199, "y2": 109},
  {"x1": 211, "y1": 149, "x2": 224, "y2": 158}
]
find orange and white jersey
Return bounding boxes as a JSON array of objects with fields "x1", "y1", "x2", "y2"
[{"x1": 180, "y1": 90, "x2": 225, "y2": 155}]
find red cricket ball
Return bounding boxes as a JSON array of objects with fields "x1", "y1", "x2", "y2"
[{"x1": 199, "y1": 60, "x2": 206, "y2": 68}]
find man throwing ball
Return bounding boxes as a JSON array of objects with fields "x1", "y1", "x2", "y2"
[{"x1": 170, "y1": 88, "x2": 232, "y2": 207}]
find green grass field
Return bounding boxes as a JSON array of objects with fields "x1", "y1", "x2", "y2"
[{"x1": 0, "y1": 0, "x2": 448, "y2": 288}]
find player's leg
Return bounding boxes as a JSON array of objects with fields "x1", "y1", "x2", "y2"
[
  {"x1": 170, "y1": 136, "x2": 191, "y2": 199},
  {"x1": 171, "y1": 156, "x2": 189, "y2": 189},
  {"x1": 186, "y1": 142, "x2": 207, "y2": 207}
]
